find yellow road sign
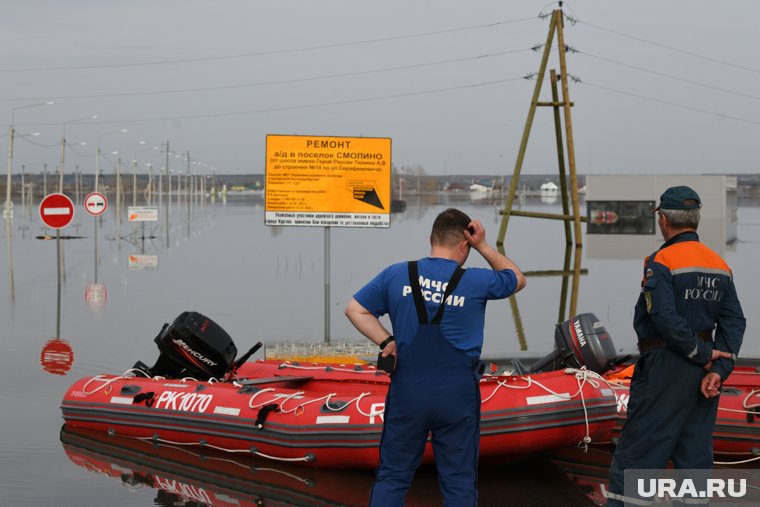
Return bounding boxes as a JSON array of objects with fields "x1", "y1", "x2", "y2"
[{"x1": 265, "y1": 135, "x2": 391, "y2": 228}]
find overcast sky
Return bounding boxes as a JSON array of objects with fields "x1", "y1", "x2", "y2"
[{"x1": 1, "y1": 0, "x2": 758, "y2": 176}]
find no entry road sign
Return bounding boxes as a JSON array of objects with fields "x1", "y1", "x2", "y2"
[
  {"x1": 39, "y1": 193, "x2": 75, "y2": 229},
  {"x1": 83, "y1": 192, "x2": 108, "y2": 217}
]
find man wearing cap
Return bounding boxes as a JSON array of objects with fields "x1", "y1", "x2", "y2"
[{"x1": 605, "y1": 186, "x2": 745, "y2": 506}]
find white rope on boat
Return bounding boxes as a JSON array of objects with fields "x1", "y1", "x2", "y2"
[
  {"x1": 571, "y1": 373, "x2": 760, "y2": 466},
  {"x1": 333, "y1": 392, "x2": 383, "y2": 418},
  {"x1": 247, "y1": 388, "x2": 278, "y2": 409},
  {"x1": 567, "y1": 368, "x2": 594, "y2": 451},
  {"x1": 279, "y1": 392, "x2": 334, "y2": 415},
  {"x1": 81, "y1": 368, "x2": 230, "y2": 397},
  {"x1": 743, "y1": 389, "x2": 760, "y2": 410},
  {"x1": 246, "y1": 388, "x2": 381, "y2": 418},
  {"x1": 81, "y1": 375, "x2": 122, "y2": 396},
  {"x1": 480, "y1": 367, "x2": 617, "y2": 451},
  {"x1": 81, "y1": 368, "x2": 153, "y2": 395},
  {"x1": 714, "y1": 455, "x2": 760, "y2": 465}
]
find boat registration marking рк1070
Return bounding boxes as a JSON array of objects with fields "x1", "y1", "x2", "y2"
[{"x1": 152, "y1": 391, "x2": 214, "y2": 412}]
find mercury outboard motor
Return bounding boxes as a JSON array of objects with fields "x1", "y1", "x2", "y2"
[
  {"x1": 135, "y1": 311, "x2": 238, "y2": 380},
  {"x1": 529, "y1": 313, "x2": 619, "y2": 374}
]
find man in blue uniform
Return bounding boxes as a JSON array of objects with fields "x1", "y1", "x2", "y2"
[
  {"x1": 605, "y1": 186, "x2": 745, "y2": 506},
  {"x1": 345, "y1": 208, "x2": 526, "y2": 506}
]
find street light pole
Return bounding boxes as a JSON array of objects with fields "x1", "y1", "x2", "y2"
[
  {"x1": 111, "y1": 140, "x2": 146, "y2": 246},
  {"x1": 58, "y1": 133, "x2": 65, "y2": 193},
  {"x1": 59, "y1": 115, "x2": 97, "y2": 193},
  {"x1": 146, "y1": 163, "x2": 153, "y2": 205},
  {"x1": 95, "y1": 128, "x2": 127, "y2": 193},
  {"x1": 132, "y1": 160, "x2": 138, "y2": 207},
  {"x1": 164, "y1": 141, "x2": 170, "y2": 248},
  {"x1": 5, "y1": 125, "x2": 14, "y2": 217},
  {"x1": 95, "y1": 146, "x2": 101, "y2": 193},
  {"x1": 5, "y1": 101, "x2": 53, "y2": 218}
]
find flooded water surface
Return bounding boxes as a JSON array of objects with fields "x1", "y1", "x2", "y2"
[{"x1": 1, "y1": 193, "x2": 759, "y2": 506}]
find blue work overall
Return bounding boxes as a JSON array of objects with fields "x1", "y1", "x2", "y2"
[
  {"x1": 369, "y1": 262, "x2": 481, "y2": 507},
  {"x1": 605, "y1": 348, "x2": 719, "y2": 507}
]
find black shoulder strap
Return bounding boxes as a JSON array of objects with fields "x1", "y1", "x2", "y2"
[
  {"x1": 431, "y1": 267, "x2": 465, "y2": 324},
  {"x1": 407, "y1": 261, "x2": 429, "y2": 324},
  {"x1": 407, "y1": 261, "x2": 466, "y2": 325}
]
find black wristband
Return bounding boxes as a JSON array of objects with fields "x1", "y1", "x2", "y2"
[{"x1": 379, "y1": 336, "x2": 395, "y2": 350}]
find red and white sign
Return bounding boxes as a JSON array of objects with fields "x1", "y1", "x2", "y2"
[
  {"x1": 39, "y1": 193, "x2": 75, "y2": 229},
  {"x1": 128, "y1": 254, "x2": 159, "y2": 270},
  {"x1": 85, "y1": 282, "x2": 107, "y2": 307},
  {"x1": 40, "y1": 339, "x2": 74, "y2": 375},
  {"x1": 83, "y1": 192, "x2": 108, "y2": 217}
]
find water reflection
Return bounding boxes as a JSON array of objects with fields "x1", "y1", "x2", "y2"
[
  {"x1": 85, "y1": 214, "x2": 107, "y2": 312},
  {"x1": 1, "y1": 194, "x2": 758, "y2": 507},
  {"x1": 4, "y1": 217, "x2": 14, "y2": 314},
  {"x1": 586, "y1": 215, "x2": 736, "y2": 259},
  {"x1": 549, "y1": 444, "x2": 760, "y2": 506},
  {"x1": 60, "y1": 425, "x2": 596, "y2": 507},
  {"x1": 40, "y1": 338, "x2": 74, "y2": 375},
  {"x1": 506, "y1": 242, "x2": 587, "y2": 351},
  {"x1": 125, "y1": 218, "x2": 160, "y2": 271},
  {"x1": 37, "y1": 226, "x2": 76, "y2": 375}
]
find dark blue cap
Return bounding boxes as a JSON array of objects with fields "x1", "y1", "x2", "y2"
[{"x1": 653, "y1": 185, "x2": 702, "y2": 212}]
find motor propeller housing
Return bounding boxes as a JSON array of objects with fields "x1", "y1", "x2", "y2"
[
  {"x1": 146, "y1": 311, "x2": 238, "y2": 380},
  {"x1": 530, "y1": 313, "x2": 618, "y2": 375}
]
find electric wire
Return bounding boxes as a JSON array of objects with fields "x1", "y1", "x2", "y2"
[
  {"x1": 18, "y1": 76, "x2": 527, "y2": 127},
  {"x1": 578, "y1": 20, "x2": 760, "y2": 75},
  {"x1": 579, "y1": 51, "x2": 760, "y2": 101},
  {"x1": 66, "y1": 144, "x2": 94, "y2": 158},
  {"x1": 0, "y1": 16, "x2": 538, "y2": 73},
  {"x1": 0, "y1": 48, "x2": 533, "y2": 102},
  {"x1": 581, "y1": 81, "x2": 760, "y2": 127},
  {"x1": 15, "y1": 135, "x2": 59, "y2": 149}
]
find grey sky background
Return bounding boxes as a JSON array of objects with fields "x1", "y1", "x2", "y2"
[{"x1": 1, "y1": 0, "x2": 758, "y2": 176}]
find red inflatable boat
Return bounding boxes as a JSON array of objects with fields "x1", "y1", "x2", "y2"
[
  {"x1": 60, "y1": 311, "x2": 619, "y2": 468},
  {"x1": 61, "y1": 357, "x2": 618, "y2": 468},
  {"x1": 494, "y1": 312, "x2": 760, "y2": 464},
  {"x1": 604, "y1": 362, "x2": 760, "y2": 461}
]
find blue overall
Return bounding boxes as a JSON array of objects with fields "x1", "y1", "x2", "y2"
[
  {"x1": 605, "y1": 349, "x2": 719, "y2": 507},
  {"x1": 369, "y1": 262, "x2": 481, "y2": 507},
  {"x1": 605, "y1": 232, "x2": 745, "y2": 507}
]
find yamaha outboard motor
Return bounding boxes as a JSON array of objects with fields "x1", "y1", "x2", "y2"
[
  {"x1": 529, "y1": 313, "x2": 618, "y2": 374},
  {"x1": 135, "y1": 311, "x2": 238, "y2": 380}
]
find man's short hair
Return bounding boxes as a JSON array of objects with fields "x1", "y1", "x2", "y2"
[
  {"x1": 431, "y1": 208, "x2": 471, "y2": 247},
  {"x1": 661, "y1": 208, "x2": 700, "y2": 229}
]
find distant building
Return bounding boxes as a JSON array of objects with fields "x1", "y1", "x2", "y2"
[
  {"x1": 585, "y1": 174, "x2": 737, "y2": 259},
  {"x1": 470, "y1": 179, "x2": 495, "y2": 192},
  {"x1": 445, "y1": 181, "x2": 467, "y2": 192},
  {"x1": 540, "y1": 181, "x2": 559, "y2": 194}
]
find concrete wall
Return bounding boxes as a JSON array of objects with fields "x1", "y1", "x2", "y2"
[{"x1": 585, "y1": 175, "x2": 737, "y2": 259}]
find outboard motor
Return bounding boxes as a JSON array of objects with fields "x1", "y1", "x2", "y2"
[
  {"x1": 135, "y1": 311, "x2": 238, "y2": 380},
  {"x1": 529, "y1": 313, "x2": 618, "y2": 375}
]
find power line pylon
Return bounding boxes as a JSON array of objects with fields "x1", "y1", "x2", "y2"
[{"x1": 496, "y1": 7, "x2": 585, "y2": 318}]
